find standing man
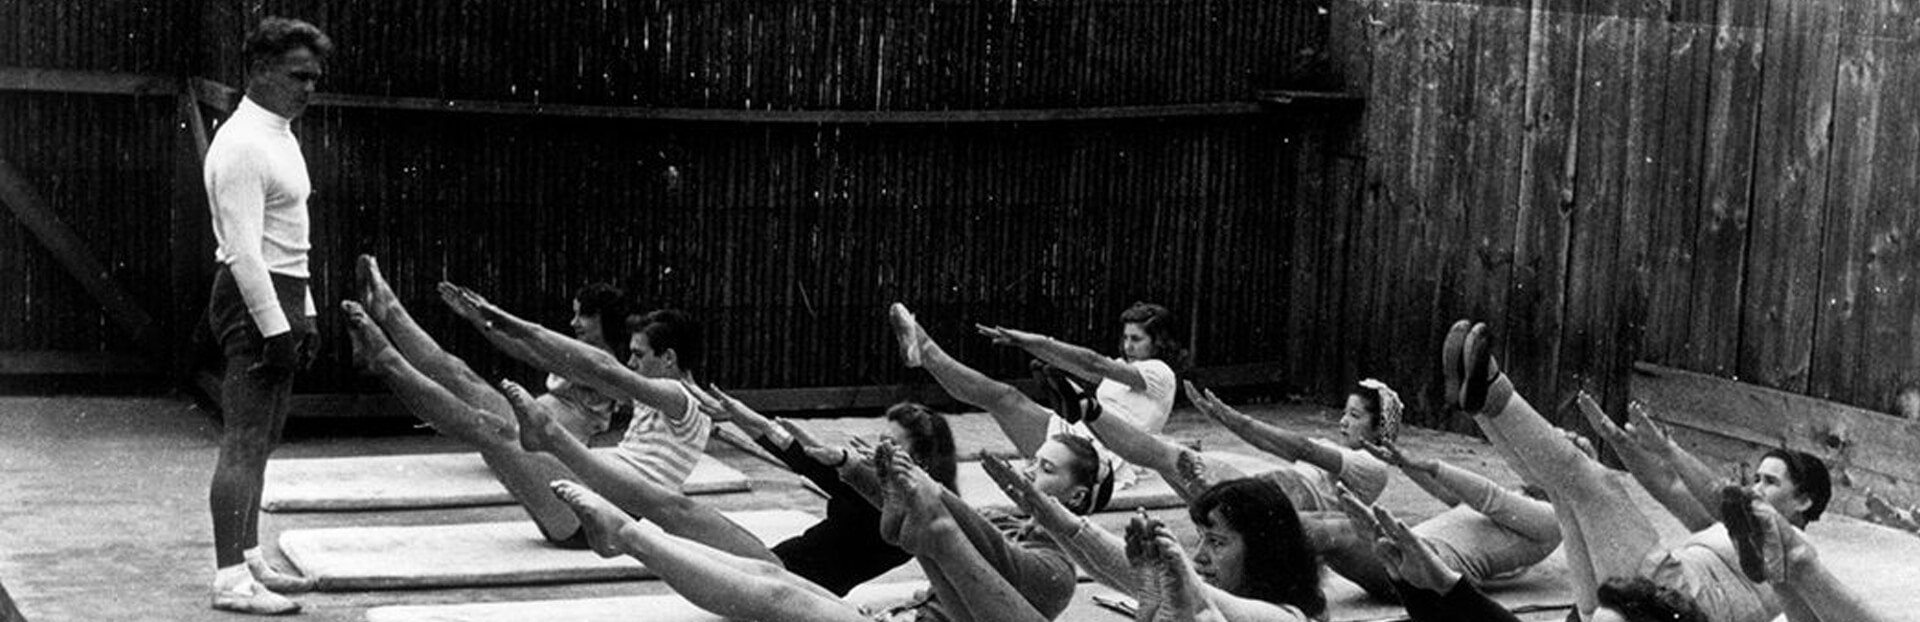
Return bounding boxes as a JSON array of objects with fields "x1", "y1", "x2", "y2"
[{"x1": 203, "y1": 17, "x2": 331, "y2": 615}]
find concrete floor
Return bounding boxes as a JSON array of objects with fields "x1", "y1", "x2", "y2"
[{"x1": 2, "y1": 395, "x2": 1915, "y2": 622}]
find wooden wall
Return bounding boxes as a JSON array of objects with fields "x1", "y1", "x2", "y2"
[
  {"x1": 1355, "y1": 0, "x2": 1920, "y2": 431},
  {"x1": 1, "y1": 0, "x2": 1363, "y2": 398}
]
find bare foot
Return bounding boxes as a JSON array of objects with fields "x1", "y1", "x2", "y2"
[
  {"x1": 357, "y1": 255, "x2": 402, "y2": 322},
  {"x1": 876, "y1": 442, "x2": 908, "y2": 545},
  {"x1": 341, "y1": 300, "x2": 396, "y2": 372},
  {"x1": 550, "y1": 480, "x2": 632, "y2": 558},
  {"x1": 502, "y1": 379, "x2": 563, "y2": 453},
  {"x1": 888, "y1": 303, "x2": 928, "y2": 368},
  {"x1": 1126, "y1": 512, "x2": 1166, "y2": 622}
]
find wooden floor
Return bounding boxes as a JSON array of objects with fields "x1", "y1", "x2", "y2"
[{"x1": 1, "y1": 394, "x2": 1914, "y2": 622}]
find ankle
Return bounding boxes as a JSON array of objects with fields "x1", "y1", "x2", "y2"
[{"x1": 214, "y1": 563, "x2": 253, "y2": 590}]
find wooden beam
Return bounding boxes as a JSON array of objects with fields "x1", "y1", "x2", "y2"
[
  {"x1": 0, "y1": 351, "x2": 153, "y2": 376},
  {"x1": 0, "y1": 158, "x2": 163, "y2": 355},
  {"x1": 310, "y1": 93, "x2": 1268, "y2": 124},
  {"x1": 189, "y1": 78, "x2": 237, "y2": 115},
  {"x1": 1632, "y1": 362, "x2": 1920, "y2": 504},
  {"x1": 0, "y1": 68, "x2": 176, "y2": 96},
  {"x1": 189, "y1": 77, "x2": 1268, "y2": 124},
  {"x1": 1254, "y1": 89, "x2": 1367, "y2": 108}
]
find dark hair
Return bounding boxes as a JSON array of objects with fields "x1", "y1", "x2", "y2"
[
  {"x1": 1047, "y1": 433, "x2": 1102, "y2": 514},
  {"x1": 1760, "y1": 448, "x2": 1831, "y2": 523},
  {"x1": 1190, "y1": 478, "x2": 1324, "y2": 617},
  {"x1": 1596, "y1": 576, "x2": 1707, "y2": 622},
  {"x1": 1119, "y1": 302, "x2": 1188, "y2": 369},
  {"x1": 886, "y1": 403, "x2": 958, "y2": 491},
  {"x1": 628, "y1": 309, "x2": 703, "y2": 373},
  {"x1": 245, "y1": 17, "x2": 332, "y2": 68},
  {"x1": 574, "y1": 282, "x2": 631, "y2": 363}
]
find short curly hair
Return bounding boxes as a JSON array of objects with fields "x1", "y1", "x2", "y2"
[
  {"x1": 1596, "y1": 577, "x2": 1707, "y2": 622},
  {"x1": 245, "y1": 17, "x2": 332, "y2": 67}
]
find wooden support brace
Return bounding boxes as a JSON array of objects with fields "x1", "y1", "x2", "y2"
[{"x1": 0, "y1": 158, "x2": 162, "y2": 355}]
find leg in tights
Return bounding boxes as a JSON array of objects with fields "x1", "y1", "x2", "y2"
[
  {"x1": 344, "y1": 301, "x2": 584, "y2": 542},
  {"x1": 1457, "y1": 323, "x2": 1659, "y2": 619},
  {"x1": 555, "y1": 481, "x2": 865, "y2": 622},
  {"x1": 892, "y1": 304, "x2": 1051, "y2": 456},
  {"x1": 358, "y1": 256, "x2": 513, "y2": 423}
]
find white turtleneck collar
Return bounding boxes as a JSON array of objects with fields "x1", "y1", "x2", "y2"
[{"x1": 231, "y1": 96, "x2": 294, "y2": 135}]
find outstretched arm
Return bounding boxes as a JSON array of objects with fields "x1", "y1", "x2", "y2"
[
  {"x1": 453, "y1": 283, "x2": 689, "y2": 415},
  {"x1": 1189, "y1": 382, "x2": 1387, "y2": 502},
  {"x1": 978, "y1": 324, "x2": 1145, "y2": 390},
  {"x1": 1623, "y1": 401, "x2": 1730, "y2": 525},
  {"x1": 983, "y1": 454, "x2": 1133, "y2": 591},
  {"x1": 1364, "y1": 441, "x2": 1462, "y2": 506},
  {"x1": 1576, "y1": 395, "x2": 1717, "y2": 530}
]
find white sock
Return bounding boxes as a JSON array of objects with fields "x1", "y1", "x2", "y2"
[
  {"x1": 214, "y1": 563, "x2": 253, "y2": 591},
  {"x1": 243, "y1": 547, "x2": 265, "y2": 567}
]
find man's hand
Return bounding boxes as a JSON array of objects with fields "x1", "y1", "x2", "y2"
[{"x1": 251, "y1": 332, "x2": 303, "y2": 375}]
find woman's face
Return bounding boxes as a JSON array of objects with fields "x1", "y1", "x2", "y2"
[
  {"x1": 570, "y1": 300, "x2": 607, "y2": 349},
  {"x1": 1752, "y1": 456, "x2": 1811, "y2": 521},
  {"x1": 1338, "y1": 394, "x2": 1377, "y2": 448},
  {"x1": 884, "y1": 421, "x2": 917, "y2": 458},
  {"x1": 1190, "y1": 509, "x2": 1248, "y2": 594},
  {"x1": 1120, "y1": 322, "x2": 1156, "y2": 361}
]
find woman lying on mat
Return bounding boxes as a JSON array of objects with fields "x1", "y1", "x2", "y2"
[
  {"x1": 341, "y1": 255, "x2": 658, "y2": 548},
  {"x1": 689, "y1": 384, "x2": 961, "y2": 596},
  {"x1": 1439, "y1": 320, "x2": 1890, "y2": 622},
  {"x1": 1334, "y1": 497, "x2": 1525, "y2": 622},
  {"x1": 888, "y1": 301, "x2": 1185, "y2": 504},
  {"x1": 1064, "y1": 379, "x2": 1397, "y2": 600},
  {"x1": 1350, "y1": 435, "x2": 1561, "y2": 586},
  {"x1": 548, "y1": 440, "x2": 1094, "y2": 622},
  {"x1": 984, "y1": 456, "x2": 1328, "y2": 622}
]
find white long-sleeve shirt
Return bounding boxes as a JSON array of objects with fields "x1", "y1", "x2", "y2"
[{"x1": 204, "y1": 96, "x2": 315, "y2": 336}]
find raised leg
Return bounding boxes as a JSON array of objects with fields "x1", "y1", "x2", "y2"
[
  {"x1": 553, "y1": 482, "x2": 864, "y2": 622},
  {"x1": 893, "y1": 303, "x2": 1050, "y2": 457}
]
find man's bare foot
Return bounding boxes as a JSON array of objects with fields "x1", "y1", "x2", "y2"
[
  {"x1": 341, "y1": 300, "x2": 397, "y2": 372},
  {"x1": 503, "y1": 379, "x2": 563, "y2": 453},
  {"x1": 888, "y1": 303, "x2": 928, "y2": 368},
  {"x1": 357, "y1": 255, "x2": 402, "y2": 321},
  {"x1": 550, "y1": 480, "x2": 632, "y2": 558}
]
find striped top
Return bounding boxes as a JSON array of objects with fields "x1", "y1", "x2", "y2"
[{"x1": 612, "y1": 382, "x2": 711, "y2": 489}]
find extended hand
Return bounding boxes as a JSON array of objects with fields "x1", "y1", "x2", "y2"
[
  {"x1": 974, "y1": 324, "x2": 1046, "y2": 347},
  {"x1": 1371, "y1": 505, "x2": 1460, "y2": 593}
]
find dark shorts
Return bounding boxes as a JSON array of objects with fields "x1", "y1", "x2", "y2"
[{"x1": 207, "y1": 267, "x2": 315, "y2": 370}]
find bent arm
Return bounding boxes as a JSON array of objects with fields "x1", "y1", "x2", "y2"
[{"x1": 209, "y1": 150, "x2": 292, "y2": 336}]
